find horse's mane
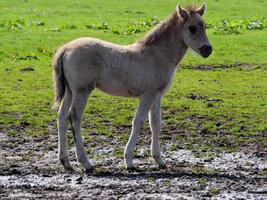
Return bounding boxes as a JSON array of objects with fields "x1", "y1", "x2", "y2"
[
  {"x1": 138, "y1": 5, "x2": 199, "y2": 46},
  {"x1": 185, "y1": 5, "x2": 199, "y2": 14},
  {"x1": 138, "y1": 12, "x2": 179, "y2": 46}
]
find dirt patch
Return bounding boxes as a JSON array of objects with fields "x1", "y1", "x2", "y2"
[
  {"x1": 0, "y1": 126, "x2": 266, "y2": 199},
  {"x1": 182, "y1": 63, "x2": 267, "y2": 71},
  {"x1": 20, "y1": 66, "x2": 34, "y2": 72}
]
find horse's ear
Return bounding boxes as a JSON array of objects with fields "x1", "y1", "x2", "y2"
[
  {"x1": 197, "y1": 3, "x2": 206, "y2": 16},
  {"x1": 176, "y1": 5, "x2": 188, "y2": 20}
]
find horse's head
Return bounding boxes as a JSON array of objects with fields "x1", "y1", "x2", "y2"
[{"x1": 177, "y1": 4, "x2": 212, "y2": 58}]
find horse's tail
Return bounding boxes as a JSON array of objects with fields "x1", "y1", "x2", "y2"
[{"x1": 52, "y1": 47, "x2": 67, "y2": 107}]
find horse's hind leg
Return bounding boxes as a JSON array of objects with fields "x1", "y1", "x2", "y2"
[
  {"x1": 58, "y1": 87, "x2": 73, "y2": 170},
  {"x1": 69, "y1": 88, "x2": 93, "y2": 172}
]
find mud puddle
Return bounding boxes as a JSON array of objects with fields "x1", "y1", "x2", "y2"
[{"x1": 0, "y1": 131, "x2": 266, "y2": 199}]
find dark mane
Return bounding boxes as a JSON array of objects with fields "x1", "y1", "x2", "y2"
[
  {"x1": 138, "y1": 12, "x2": 180, "y2": 46},
  {"x1": 138, "y1": 5, "x2": 200, "y2": 46},
  {"x1": 185, "y1": 5, "x2": 198, "y2": 14}
]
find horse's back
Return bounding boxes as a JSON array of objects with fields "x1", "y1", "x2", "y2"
[
  {"x1": 58, "y1": 37, "x2": 171, "y2": 97},
  {"x1": 61, "y1": 38, "x2": 107, "y2": 90},
  {"x1": 60, "y1": 37, "x2": 134, "y2": 92}
]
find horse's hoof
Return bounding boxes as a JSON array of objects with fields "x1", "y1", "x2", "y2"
[
  {"x1": 126, "y1": 166, "x2": 136, "y2": 171},
  {"x1": 85, "y1": 167, "x2": 94, "y2": 174},
  {"x1": 159, "y1": 163, "x2": 167, "y2": 169},
  {"x1": 64, "y1": 166, "x2": 74, "y2": 172},
  {"x1": 125, "y1": 160, "x2": 134, "y2": 171},
  {"x1": 155, "y1": 159, "x2": 167, "y2": 169}
]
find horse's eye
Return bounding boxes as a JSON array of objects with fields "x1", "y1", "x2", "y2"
[{"x1": 189, "y1": 25, "x2": 197, "y2": 34}]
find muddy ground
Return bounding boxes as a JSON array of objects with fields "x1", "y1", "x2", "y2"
[{"x1": 0, "y1": 125, "x2": 266, "y2": 200}]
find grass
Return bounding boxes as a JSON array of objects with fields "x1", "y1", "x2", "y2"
[
  {"x1": 209, "y1": 187, "x2": 221, "y2": 195},
  {"x1": 0, "y1": 0, "x2": 266, "y2": 153}
]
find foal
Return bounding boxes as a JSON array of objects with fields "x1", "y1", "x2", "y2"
[{"x1": 53, "y1": 4, "x2": 212, "y2": 172}]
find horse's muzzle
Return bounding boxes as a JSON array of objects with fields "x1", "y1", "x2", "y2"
[{"x1": 199, "y1": 45, "x2": 212, "y2": 58}]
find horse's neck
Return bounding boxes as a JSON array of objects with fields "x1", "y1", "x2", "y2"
[
  {"x1": 144, "y1": 23, "x2": 188, "y2": 69},
  {"x1": 162, "y1": 23, "x2": 187, "y2": 67}
]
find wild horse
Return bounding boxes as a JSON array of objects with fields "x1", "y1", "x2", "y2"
[{"x1": 53, "y1": 4, "x2": 212, "y2": 172}]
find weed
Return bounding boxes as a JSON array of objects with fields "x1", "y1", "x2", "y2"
[
  {"x1": 124, "y1": 16, "x2": 160, "y2": 35},
  {"x1": 6, "y1": 17, "x2": 25, "y2": 30},
  {"x1": 63, "y1": 24, "x2": 78, "y2": 29},
  {"x1": 214, "y1": 17, "x2": 266, "y2": 34},
  {"x1": 147, "y1": 176, "x2": 156, "y2": 184},
  {"x1": 162, "y1": 180, "x2": 171, "y2": 188},
  {"x1": 261, "y1": 168, "x2": 267, "y2": 176},
  {"x1": 215, "y1": 19, "x2": 242, "y2": 35},
  {"x1": 86, "y1": 22, "x2": 110, "y2": 30},
  {"x1": 31, "y1": 20, "x2": 45, "y2": 26},
  {"x1": 170, "y1": 144, "x2": 179, "y2": 151},
  {"x1": 114, "y1": 148, "x2": 124, "y2": 158},
  {"x1": 7, "y1": 130, "x2": 20, "y2": 137},
  {"x1": 246, "y1": 17, "x2": 265, "y2": 30},
  {"x1": 199, "y1": 177, "x2": 208, "y2": 187},
  {"x1": 50, "y1": 26, "x2": 60, "y2": 32},
  {"x1": 86, "y1": 147, "x2": 93, "y2": 155},
  {"x1": 47, "y1": 143, "x2": 57, "y2": 151},
  {"x1": 209, "y1": 187, "x2": 221, "y2": 195},
  {"x1": 37, "y1": 47, "x2": 53, "y2": 57},
  {"x1": 200, "y1": 123, "x2": 216, "y2": 135}
]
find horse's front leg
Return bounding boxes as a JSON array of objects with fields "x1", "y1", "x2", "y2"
[
  {"x1": 69, "y1": 89, "x2": 93, "y2": 172},
  {"x1": 124, "y1": 93, "x2": 157, "y2": 170},
  {"x1": 149, "y1": 96, "x2": 166, "y2": 168}
]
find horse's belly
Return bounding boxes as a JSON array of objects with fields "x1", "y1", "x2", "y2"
[{"x1": 96, "y1": 80, "x2": 140, "y2": 97}]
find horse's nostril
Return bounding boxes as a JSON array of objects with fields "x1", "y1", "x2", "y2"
[
  {"x1": 206, "y1": 45, "x2": 212, "y2": 54},
  {"x1": 199, "y1": 45, "x2": 212, "y2": 57}
]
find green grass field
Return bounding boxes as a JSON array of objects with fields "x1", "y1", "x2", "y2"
[{"x1": 0, "y1": 0, "x2": 266, "y2": 153}]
